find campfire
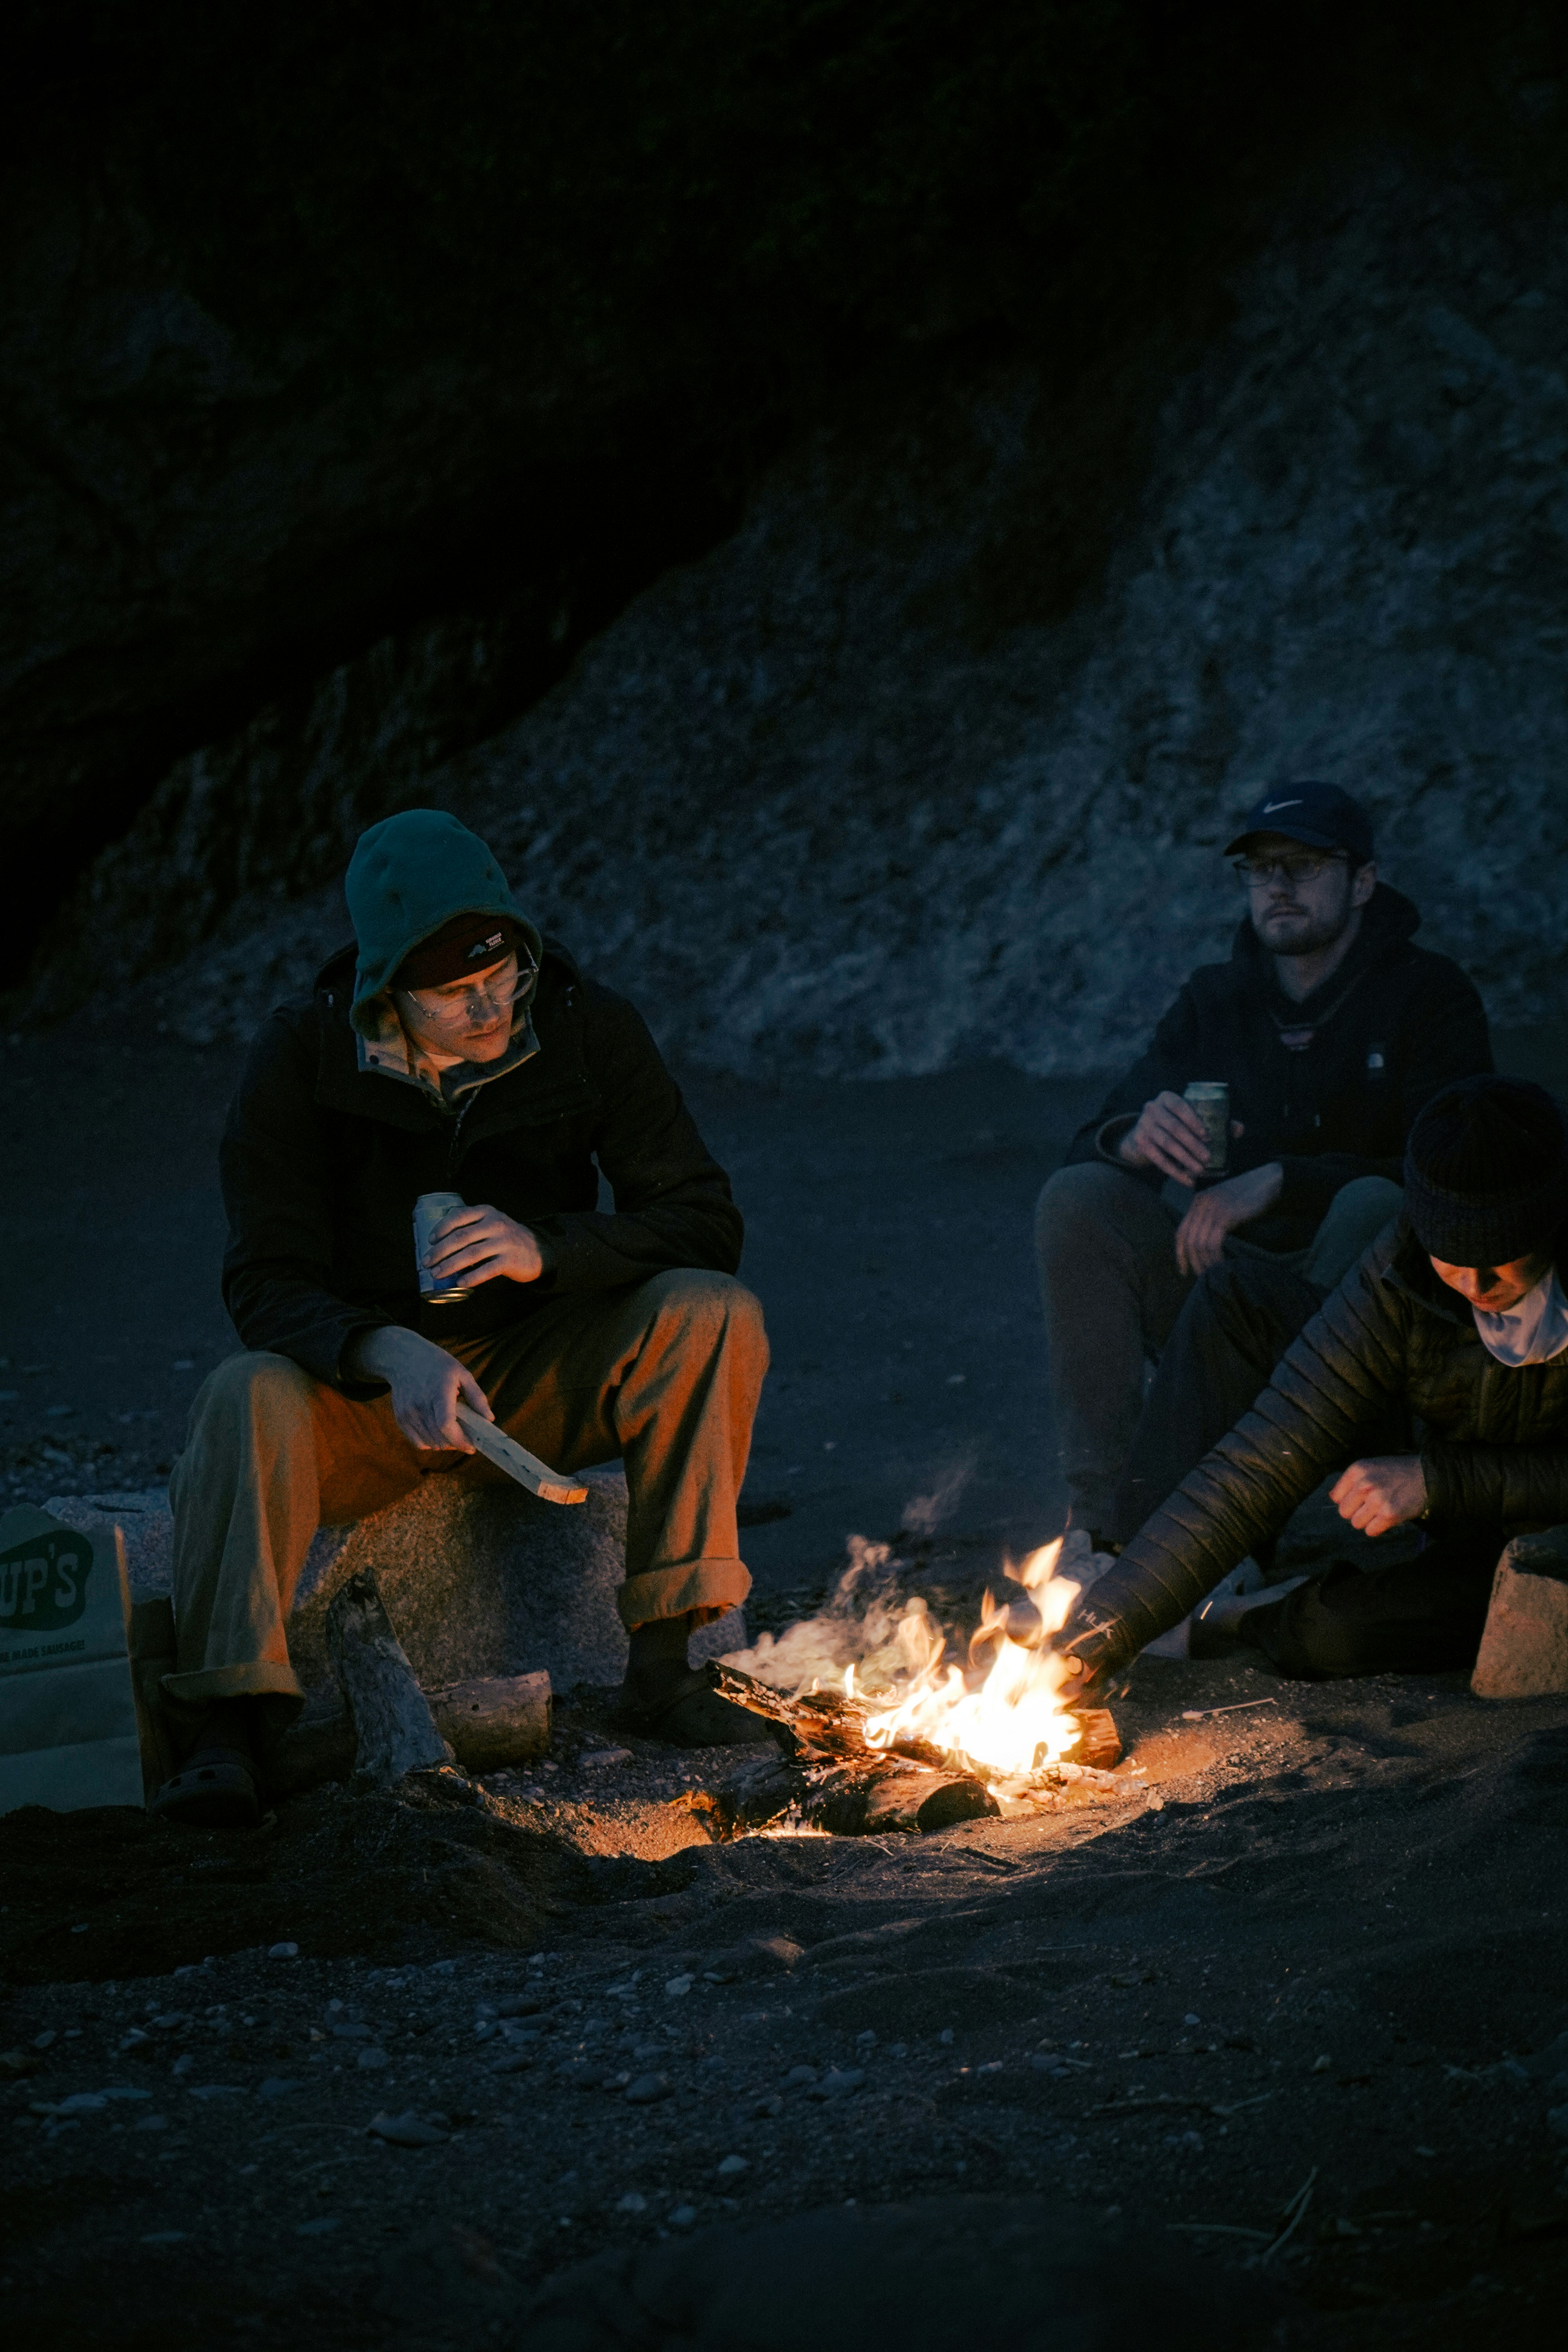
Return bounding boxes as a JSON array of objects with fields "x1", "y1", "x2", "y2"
[
  {"x1": 851, "y1": 1537, "x2": 1090, "y2": 1778},
  {"x1": 692, "y1": 1537, "x2": 1124, "y2": 1841}
]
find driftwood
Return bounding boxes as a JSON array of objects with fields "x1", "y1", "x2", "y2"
[
  {"x1": 326, "y1": 1568, "x2": 454, "y2": 1784},
  {"x1": 681, "y1": 1668, "x2": 1123, "y2": 1840},
  {"x1": 426, "y1": 1670, "x2": 551, "y2": 1771},
  {"x1": 1068, "y1": 1709, "x2": 1123, "y2": 1771},
  {"x1": 267, "y1": 1667, "x2": 552, "y2": 1796},
  {"x1": 453, "y1": 1405, "x2": 589, "y2": 1504}
]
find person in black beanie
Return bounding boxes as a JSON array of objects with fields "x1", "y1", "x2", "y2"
[
  {"x1": 1100, "y1": 1072, "x2": 1568, "y2": 1559},
  {"x1": 1050, "y1": 1074, "x2": 1568, "y2": 1686}
]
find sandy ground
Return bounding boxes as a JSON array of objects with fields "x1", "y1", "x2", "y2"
[{"x1": 3, "y1": 1014, "x2": 1568, "y2": 2347}]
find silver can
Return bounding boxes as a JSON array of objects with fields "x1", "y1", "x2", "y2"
[
  {"x1": 1183, "y1": 1082, "x2": 1230, "y2": 1177},
  {"x1": 414, "y1": 1191, "x2": 470, "y2": 1305}
]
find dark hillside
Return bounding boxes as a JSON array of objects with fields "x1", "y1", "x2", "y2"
[{"x1": 4, "y1": 2, "x2": 1564, "y2": 991}]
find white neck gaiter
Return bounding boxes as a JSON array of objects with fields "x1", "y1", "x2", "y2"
[{"x1": 1472, "y1": 1265, "x2": 1568, "y2": 1367}]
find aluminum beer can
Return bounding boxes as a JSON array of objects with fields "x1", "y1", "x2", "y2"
[
  {"x1": 414, "y1": 1191, "x2": 470, "y2": 1305},
  {"x1": 1183, "y1": 1082, "x2": 1230, "y2": 1176}
]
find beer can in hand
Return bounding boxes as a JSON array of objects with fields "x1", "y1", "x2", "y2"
[
  {"x1": 1183, "y1": 1082, "x2": 1230, "y2": 1176},
  {"x1": 414, "y1": 1191, "x2": 470, "y2": 1305}
]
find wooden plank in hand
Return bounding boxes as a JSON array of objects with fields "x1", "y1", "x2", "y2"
[{"x1": 454, "y1": 1403, "x2": 589, "y2": 1505}]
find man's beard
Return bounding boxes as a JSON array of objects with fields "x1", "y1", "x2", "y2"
[{"x1": 1253, "y1": 897, "x2": 1355, "y2": 959}]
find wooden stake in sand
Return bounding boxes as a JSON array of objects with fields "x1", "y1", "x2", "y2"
[
  {"x1": 326, "y1": 1569, "x2": 454, "y2": 1785},
  {"x1": 454, "y1": 1404, "x2": 589, "y2": 1504}
]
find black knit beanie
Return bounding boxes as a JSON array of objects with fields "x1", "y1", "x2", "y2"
[{"x1": 1403, "y1": 1076, "x2": 1568, "y2": 1267}]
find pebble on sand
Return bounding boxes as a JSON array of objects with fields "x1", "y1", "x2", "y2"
[
  {"x1": 268, "y1": 1944, "x2": 299, "y2": 1960},
  {"x1": 624, "y1": 2073, "x2": 672, "y2": 2105},
  {"x1": 368, "y1": 2111, "x2": 449, "y2": 2147},
  {"x1": 809, "y1": 2069, "x2": 865, "y2": 2100},
  {"x1": 716, "y1": 2154, "x2": 750, "y2": 2177}
]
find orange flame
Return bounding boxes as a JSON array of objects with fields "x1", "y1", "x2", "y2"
[{"x1": 849, "y1": 1538, "x2": 1083, "y2": 1775}]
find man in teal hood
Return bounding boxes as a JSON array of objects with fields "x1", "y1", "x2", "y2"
[{"x1": 152, "y1": 810, "x2": 772, "y2": 1825}]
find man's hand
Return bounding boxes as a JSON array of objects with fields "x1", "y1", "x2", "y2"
[
  {"x1": 425, "y1": 1202, "x2": 545, "y2": 1289},
  {"x1": 1330, "y1": 1455, "x2": 1427, "y2": 1538},
  {"x1": 1173, "y1": 1161, "x2": 1284, "y2": 1278},
  {"x1": 347, "y1": 1327, "x2": 495, "y2": 1452},
  {"x1": 1117, "y1": 1090, "x2": 1215, "y2": 1183}
]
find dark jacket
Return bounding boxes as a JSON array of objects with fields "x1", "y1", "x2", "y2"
[
  {"x1": 220, "y1": 940, "x2": 742, "y2": 1392},
  {"x1": 1063, "y1": 1219, "x2": 1568, "y2": 1675},
  {"x1": 1063, "y1": 886, "x2": 1493, "y2": 1247}
]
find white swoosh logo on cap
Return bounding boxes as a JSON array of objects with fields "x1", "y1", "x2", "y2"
[{"x1": 1261, "y1": 799, "x2": 1303, "y2": 813}]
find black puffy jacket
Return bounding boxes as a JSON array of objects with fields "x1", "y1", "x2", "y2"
[
  {"x1": 1063, "y1": 886, "x2": 1492, "y2": 1247},
  {"x1": 220, "y1": 939, "x2": 742, "y2": 1393},
  {"x1": 1062, "y1": 1219, "x2": 1568, "y2": 1675}
]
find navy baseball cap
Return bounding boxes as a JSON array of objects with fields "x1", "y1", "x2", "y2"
[{"x1": 1224, "y1": 782, "x2": 1374, "y2": 863}]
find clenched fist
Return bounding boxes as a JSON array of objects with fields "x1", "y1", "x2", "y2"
[{"x1": 1330, "y1": 1455, "x2": 1427, "y2": 1539}]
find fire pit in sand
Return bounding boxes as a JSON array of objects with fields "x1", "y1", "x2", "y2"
[{"x1": 687, "y1": 1536, "x2": 1123, "y2": 1840}]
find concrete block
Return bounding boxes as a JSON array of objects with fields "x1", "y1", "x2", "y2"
[
  {"x1": 46, "y1": 1469, "x2": 747, "y2": 1700},
  {"x1": 1471, "y1": 1528, "x2": 1568, "y2": 1700}
]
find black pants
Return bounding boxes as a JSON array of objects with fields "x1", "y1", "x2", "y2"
[
  {"x1": 1238, "y1": 1531, "x2": 1501, "y2": 1679},
  {"x1": 1105, "y1": 1255, "x2": 1328, "y2": 1549},
  {"x1": 1104, "y1": 1256, "x2": 1499, "y2": 1679}
]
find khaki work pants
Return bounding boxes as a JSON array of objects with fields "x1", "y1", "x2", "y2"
[{"x1": 165, "y1": 1269, "x2": 768, "y2": 1719}]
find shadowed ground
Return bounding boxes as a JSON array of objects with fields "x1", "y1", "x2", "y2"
[{"x1": 2, "y1": 1016, "x2": 1568, "y2": 2347}]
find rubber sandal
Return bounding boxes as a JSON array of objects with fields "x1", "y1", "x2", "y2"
[
  {"x1": 149, "y1": 1751, "x2": 261, "y2": 1829},
  {"x1": 614, "y1": 1665, "x2": 780, "y2": 1749}
]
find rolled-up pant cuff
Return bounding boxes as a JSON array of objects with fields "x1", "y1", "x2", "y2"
[
  {"x1": 617, "y1": 1557, "x2": 751, "y2": 1631},
  {"x1": 162, "y1": 1662, "x2": 306, "y2": 1710}
]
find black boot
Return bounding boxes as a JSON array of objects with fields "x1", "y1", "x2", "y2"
[{"x1": 617, "y1": 1614, "x2": 775, "y2": 1748}]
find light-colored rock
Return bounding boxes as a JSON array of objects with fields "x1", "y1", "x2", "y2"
[
  {"x1": 1471, "y1": 1531, "x2": 1568, "y2": 1700},
  {"x1": 45, "y1": 1471, "x2": 747, "y2": 1702}
]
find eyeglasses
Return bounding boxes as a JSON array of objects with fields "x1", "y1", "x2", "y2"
[
  {"x1": 399, "y1": 953, "x2": 537, "y2": 1031},
  {"x1": 1232, "y1": 852, "x2": 1349, "y2": 889}
]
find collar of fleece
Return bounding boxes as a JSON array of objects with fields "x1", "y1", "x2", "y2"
[{"x1": 355, "y1": 989, "x2": 541, "y2": 1112}]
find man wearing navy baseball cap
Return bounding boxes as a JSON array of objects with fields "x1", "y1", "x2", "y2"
[{"x1": 1036, "y1": 781, "x2": 1493, "y2": 1556}]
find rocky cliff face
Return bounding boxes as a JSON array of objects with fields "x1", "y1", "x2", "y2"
[{"x1": 42, "y1": 151, "x2": 1568, "y2": 1075}]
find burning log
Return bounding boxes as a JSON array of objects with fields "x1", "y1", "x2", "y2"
[
  {"x1": 681, "y1": 1665, "x2": 1120, "y2": 1840},
  {"x1": 1068, "y1": 1709, "x2": 1123, "y2": 1772}
]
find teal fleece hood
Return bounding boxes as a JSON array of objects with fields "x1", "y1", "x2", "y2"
[{"x1": 345, "y1": 810, "x2": 543, "y2": 1038}]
